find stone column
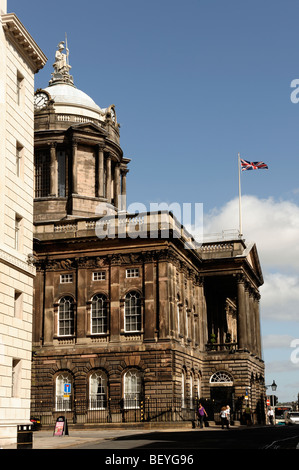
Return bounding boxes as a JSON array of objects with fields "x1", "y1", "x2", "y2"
[
  {"x1": 110, "y1": 257, "x2": 120, "y2": 341},
  {"x1": 200, "y1": 277, "x2": 208, "y2": 347},
  {"x1": 72, "y1": 140, "x2": 78, "y2": 194},
  {"x1": 254, "y1": 293, "x2": 262, "y2": 358},
  {"x1": 245, "y1": 283, "x2": 252, "y2": 351},
  {"x1": 158, "y1": 260, "x2": 169, "y2": 339},
  {"x1": 237, "y1": 275, "x2": 247, "y2": 350},
  {"x1": 143, "y1": 258, "x2": 156, "y2": 340},
  {"x1": 97, "y1": 144, "x2": 104, "y2": 197},
  {"x1": 76, "y1": 265, "x2": 86, "y2": 339},
  {"x1": 249, "y1": 290, "x2": 257, "y2": 355},
  {"x1": 44, "y1": 270, "x2": 54, "y2": 345},
  {"x1": 121, "y1": 169, "x2": 128, "y2": 212},
  {"x1": 49, "y1": 142, "x2": 57, "y2": 196},
  {"x1": 106, "y1": 154, "x2": 111, "y2": 202},
  {"x1": 114, "y1": 163, "x2": 120, "y2": 209}
]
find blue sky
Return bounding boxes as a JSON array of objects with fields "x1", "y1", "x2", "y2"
[{"x1": 8, "y1": 0, "x2": 299, "y2": 402}]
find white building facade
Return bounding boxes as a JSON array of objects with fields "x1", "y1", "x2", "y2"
[{"x1": 0, "y1": 0, "x2": 46, "y2": 446}]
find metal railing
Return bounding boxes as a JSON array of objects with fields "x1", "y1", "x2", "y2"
[
  {"x1": 30, "y1": 397, "x2": 199, "y2": 426},
  {"x1": 205, "y1": 342, "x2": 238, "y2": 352}
]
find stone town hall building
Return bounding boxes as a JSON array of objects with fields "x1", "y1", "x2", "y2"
[{"x1": 31, "y1": 43, "x2": 266, "y2": 424}]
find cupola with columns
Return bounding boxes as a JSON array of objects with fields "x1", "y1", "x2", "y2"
[{"x1": 33, "y1": 41, "x2": 129, "y2": 223}]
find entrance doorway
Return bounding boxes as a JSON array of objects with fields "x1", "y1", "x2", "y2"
[{"x1": 210, "y1": 386, "x2": 234, "y2": 412}]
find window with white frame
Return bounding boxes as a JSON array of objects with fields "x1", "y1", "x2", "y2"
[
  {"x1": 60, "y1": 274, "x2": 73, "y2": 284},
  {"x1": 182, "y1": 370, "x2": 186, "y2": 408},
  {"x1": 190, "y1": 372, "x2": 194, "y2": 408},
  {"x1": 92, "y1": 271, "x2": 106, "y2": 281},
  {"x1": 55, "y1": 373, "x2": 72, "y2": 411},
  {"x1": 126, "y1": 268, "x2": 139, "y2": 278},
  {"x1": 89, "y1": 371, "x2": 107, "y2": 410},
  {"x1": 197, "y1": 377, "x2": 201, "y2": 399},
  {"x1": 91, "y1": 294, "x2": 108, "y2": 334},
  {"x1": 123, "y1": 369, "x2": 142, "y2": 409},
  {"x1": 58, "y1": 296, "x2": 75, "y2": 336},
  {"x1": 124, "y1": 291, "x2": 141, "y2": 332}
]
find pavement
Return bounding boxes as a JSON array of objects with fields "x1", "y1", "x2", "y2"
[
  {"x1": 1, "y1": 423, "x2": 221, "y2": 450},
  {"x1": 2, "y1": 423, "x2": 299, "y2": 450}
]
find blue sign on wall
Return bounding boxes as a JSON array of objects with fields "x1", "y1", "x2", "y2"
[{"x1": 64, "y1": 383, "x2": 71, "y2": 395}]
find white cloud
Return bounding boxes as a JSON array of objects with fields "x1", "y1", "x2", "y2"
[
  {"x1": 203, "y1": 195, "x2": 299, "y2": 271},
  {"x1": 190, "y1": 194, "x2": 299, "y2": 401},
  {"x1": 198, "y1": 195, "x2": 299, "y2": 327},
  {"x1": 265, "y1": 360, "x2": 299, "y2": 374},
  {"x1": 263, "y1": 334, "x2": 295, "y2": 349},
  {"x1": 260, "y1": 273, "x2": 299, "y2": 321}
]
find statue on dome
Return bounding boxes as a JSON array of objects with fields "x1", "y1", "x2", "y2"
[
  {"x1": 49, "y1": 37, "x2": 74, "y2": 86},
  {"x1": 53, "y1": 41, "x2": 71, "y2": 75}
]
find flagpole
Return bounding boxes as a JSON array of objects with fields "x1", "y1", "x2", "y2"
[
  {"x1": 238, "y1": 152, "x2": 242, "y2": 238},
  {"x1": 65, "y1": 32, "x2": 69, "y2": 65}
]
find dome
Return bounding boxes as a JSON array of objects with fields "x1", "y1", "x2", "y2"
[{"x1": 44, "y1": 82, "x2": 103, "y2": 114}]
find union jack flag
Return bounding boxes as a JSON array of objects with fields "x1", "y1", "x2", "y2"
[{"x1": 240, "y1": 159, "x2": 268, "y2": 171}]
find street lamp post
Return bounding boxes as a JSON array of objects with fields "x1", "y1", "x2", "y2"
[{"x1": 265, "y1": 380, "x2": 277, "y2": 406}]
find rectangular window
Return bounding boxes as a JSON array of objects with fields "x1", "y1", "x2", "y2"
[
  {"x1": 92, "y1": 271, "x2": 106, "y2": 281},
  {"x1": 16, "y1": 142, "x2": 23, "y2": 178},
  {"x1": 124, "y1": 292, "x2": 141, "y2": 332},
  {"x1": 14, "y1": 290, "x2": 23, "y2": 319},
  {"x1": 60, "y1": 274, "x2": 73, "y2": 284},
  {"x1": 16, "y1": 71, "x2": 24, "y2": 106},
  {"x1": 126, "y1": 268, "x2": 139, "y2": 278},
  {"x1": 91, "y1": 295, "x2": 108, "y2": 334},
  {"x1": 35, "y1": 150, "x2": 50, "y2": 197},
  {"x1": 57, "y1": 150, "x2": 66, "y2": 197},
  {"x1": 12, "y1": 358, "x2": 21, "y2": 397},
  {"x1": 15, "y1": 214, "x2": 22, "y2": 251},
  {"x1": 58, "y1": 297, "x2": 74, "y2": 336}
]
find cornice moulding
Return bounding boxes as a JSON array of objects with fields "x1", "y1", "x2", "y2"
[{"x1": 2, "y1": 13, "x2": 47, "y2": 72}]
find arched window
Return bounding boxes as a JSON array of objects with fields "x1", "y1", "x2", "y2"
[
  {"x1": 190, "y1": 372, "x2": 194, "y2": 408},
  {"x1": 124, "y1": 369, "x2": 142, "y2": 409},
  {"x1": 124, "y1": 291, "x2": 141, "y2": 332},
  {"x1": 55, "y1": 372, "x2": 72, "y2": 411},
  {"x1": 197, "y1": 376, "x2": 201, "y2": 399},
  {"x1": 210, "y1": 371, "x2": 234, "y2": 385},
  {"x1": 58, "y1": 296, "x2": 74, "y2": 336},
  {"x1": 91, "y1": 294, "x2": 108, "y2": 334},
  {"x1": 89, "y1": 371, "x2": 107, "y2": 410}
]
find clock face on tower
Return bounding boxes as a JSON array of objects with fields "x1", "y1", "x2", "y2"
[{"x1": 34, "y1": 91, "x2": 49, "y2": 110}]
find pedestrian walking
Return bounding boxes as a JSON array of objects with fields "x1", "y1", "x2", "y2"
[
  {"x1": 220, "y1": 406, "x2": 229, "y2": 429},
  {"x1": 197, "y1": 403, "x2": 208, "y2": 428},
  {"x1": 226, "y1": 405, "x2": 231, "y2": 425},
  {"x1": 244, "y1": 405, "x2": 252, "y2": 426},
  {"x1": 267, "y1": 407, "x2": 274, "y2": 425}
]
